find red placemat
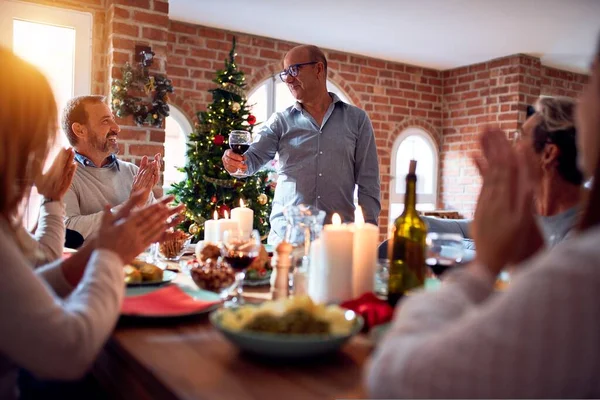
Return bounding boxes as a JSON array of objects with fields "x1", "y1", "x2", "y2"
[{"x1": 122, "y1": 285, "x2": 220, "y2": 317}]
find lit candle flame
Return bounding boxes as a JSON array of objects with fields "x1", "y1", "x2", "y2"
[
  {"x1": 332, "y1": 213, "x2": 342, "y2": 225},
  {"x1": 213, "y1": 210, "x2": 218, "y2": 220},
  {"x1": 224, "y1": 210, "x2": 229, "y2": 219},
  {"x1": 240, "y1": 199, "x2": 245, "y2": 208},
  {"x1": 354, "y1": 206, "x2": 365, "y2": 226}
]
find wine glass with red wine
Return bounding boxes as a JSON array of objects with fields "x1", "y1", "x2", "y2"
[
  {"x1": 228, "y1": 130, "x2": 252, "y2": 178},
  {"x1": 425, "y1": 233, "x2": 464, "y2": 278},
  {"x1": 221, "y1": 228, "x2": 260, "y2": 306}
]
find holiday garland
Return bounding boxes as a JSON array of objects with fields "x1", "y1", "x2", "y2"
[{"x1": 111, "y1": 62, "x2": 174, "y2": 127}]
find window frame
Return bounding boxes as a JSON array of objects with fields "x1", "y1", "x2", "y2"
[
  {"x1": 390, "y1": 127, "x2": 439, "y2": 208},
  {"x1": 163, "y1": 105, "x2": 194, "y2": 191},
  {"x1": 0, "y1": 1, "x2": 92, "y2": 98}
]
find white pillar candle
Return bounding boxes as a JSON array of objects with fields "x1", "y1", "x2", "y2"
[
  {"x1": 307, "y1": 238, "x2": 325, "y2": 302},
  {"x1": 309, "y1": 213, "x2": 354, "y2": 304},
  {"x1": 203, "y1": 210, "x2": 219, "y2": 243},
  {"x1": 351, "y1": 206, "x2": 379, "y2": 297},
  {"x1": 216, "y1": 210, "x2": 239, "y2": 242},
  {"x1": 231, "y1": 199, "x2": 253, "y2": 239}
]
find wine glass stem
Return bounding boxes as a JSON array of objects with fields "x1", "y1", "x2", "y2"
[{"x1": 234, "y1": 271, "x2": 245, "y2": 305}]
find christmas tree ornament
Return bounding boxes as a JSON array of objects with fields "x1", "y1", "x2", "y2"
[
  {"x1": 231, "y1": 102, "x2": 241, "y2": 112},
  {"x1": 247, "y1": 114, "x2": 257, "y2": 125},
  {"x1": 221, "y1": 82, "x2": 247, "y2": 98},
  {"x1": 189, "y1": 223, "x2": 200, "y2": 235},
  {"x1": 211, "y1": 195, "x2": 217, "y2": 203},
  {"x1": 258, "y1": 193, "x2": 268, "y2": 205},
  {"x1": 213, "y1": 135, "x2": 225, "y2": 145},
  {"x1": 217, "y1": 204, "x2": 230, "y2": 218}
]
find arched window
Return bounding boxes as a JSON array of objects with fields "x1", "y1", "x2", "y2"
[
  {"x1": 163, "y1": 105, "x2": 193, "y2": 191},
  {"x1": 389, "y1": 128, "x2": 439, "y2": 220},
  {"x1": 248, "y1": 76, "x2": 351, "y2": 129}
]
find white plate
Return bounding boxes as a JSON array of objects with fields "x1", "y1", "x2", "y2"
[{"x1": 125, "y1": 270, "x2": 177, "y2": 287}]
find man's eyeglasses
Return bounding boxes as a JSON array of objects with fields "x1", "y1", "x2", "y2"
[{"x1": 279, "y1": 61, "x2": 318, "y2": 82}]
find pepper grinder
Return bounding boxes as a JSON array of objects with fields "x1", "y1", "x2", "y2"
[{"x1": 271, "y1": 241, "x2": 293, "y2": 300}]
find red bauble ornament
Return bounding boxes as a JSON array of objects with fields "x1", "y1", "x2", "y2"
[
  {"x1": 217, "y1": 204, "x2": 231, "y2": 218},
  {"x1": 247, "y1": 114, "x2": 256, "y2": 125},
  {"x1": 211, "y1": 196, "x2": 217, "y2": 203},
  {"x1": 213, "y1": 135, "x2": 225, "y2": 145}
]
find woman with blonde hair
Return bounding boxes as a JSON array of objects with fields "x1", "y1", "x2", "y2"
[
  {"x1": 0, "y1": 48, "x2": 182, "y2": 399},
  {"x1": 366, "y1": 33, "x2": 600, "y2": 398}
]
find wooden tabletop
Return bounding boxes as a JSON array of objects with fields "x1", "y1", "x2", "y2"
[{"x1": 93, "y1": 275, "x2": 374, "y2": 400}]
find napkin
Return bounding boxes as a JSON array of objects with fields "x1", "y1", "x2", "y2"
[
  {"x1": 340, "y1": 292, "x2": 394, "y2": 331},
  {"x1": 122, "y1": 285, "x2": 220, "y2": 317}
]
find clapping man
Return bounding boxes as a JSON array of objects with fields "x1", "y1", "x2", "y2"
[{"x1": 62, "y1": 95, "x2": 161, "y2": 239}]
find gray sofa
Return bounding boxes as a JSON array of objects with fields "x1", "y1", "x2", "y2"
[{"x1": 378, "y1": 216, "x2": 476, "y2": 262}]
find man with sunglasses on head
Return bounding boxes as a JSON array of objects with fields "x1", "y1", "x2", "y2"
[
  {"x1": 223, "y1": 45, "x2": 380, "y2": 245},
  {"x1": 515, "y1": 96, "x2": 584, "y2": 247}
]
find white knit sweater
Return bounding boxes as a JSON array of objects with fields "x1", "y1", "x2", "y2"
[
  {"x1": 366, "y1": 225, "x2": 600, "y2": 398},
  {"x1": 0, "y1": 217, "x2": 124, "y2": 400}
]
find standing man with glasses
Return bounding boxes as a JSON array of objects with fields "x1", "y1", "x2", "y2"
[{"x1": 222, "y1": 44, "x2": 381, "y2": 245}]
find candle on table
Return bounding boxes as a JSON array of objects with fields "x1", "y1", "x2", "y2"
[
  {"x1": 231, "y1": 199, "x2": 253, "y2": 239},
  {"x1": 216, "y1": 210, "x2": 239, "y2": 242},
  {"x1": 307, "y1": 237, "x2": 323, "y2": 301},
  {"x1": 351, "y1": 206, "x2": 379, "y2": 297},
  {"x1": 308, "y1": 213, "x2": 354, "y2": 304},
  {"x1": 203, "y1": 211, "x2": 219, "y2": 243}
]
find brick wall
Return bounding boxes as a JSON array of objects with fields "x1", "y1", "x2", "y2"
[
  {"x1": 166, "y1": 20, "x2": 444, "y2": 238},
  {"x1": 541, "y1": 66, "x2": 589, "y2": 97},
  {"x1": 440, "y1": 55, "x2": 588, "y2": 217}
]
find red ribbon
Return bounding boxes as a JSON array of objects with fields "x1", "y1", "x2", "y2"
[{"x1": 340, "y1": 292, "x2": 394, "y2": 331}]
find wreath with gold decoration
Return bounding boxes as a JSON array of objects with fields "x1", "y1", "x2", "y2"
[{"x1": 110, "y1": 61, "x2": 174, "y2": 127}]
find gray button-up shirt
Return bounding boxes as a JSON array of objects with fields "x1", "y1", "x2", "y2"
[{"x1": 244, "y1": 93, "x2": 381, "y2": 245}]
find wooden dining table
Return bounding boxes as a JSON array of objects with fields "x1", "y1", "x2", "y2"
[{"x1": 92, "y1": 267, "x2": 374, "y2": 400}]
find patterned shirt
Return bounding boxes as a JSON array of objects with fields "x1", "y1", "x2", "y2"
[
  {"x1": 244, "y1": 93, "x2": 381, "y2": 244},
  {"x1": 74, "y1": 152, "x2": 120, "y2": 170}
]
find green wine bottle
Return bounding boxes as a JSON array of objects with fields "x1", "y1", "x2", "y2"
[{"x1": 387, "y1": 160, "x2": 428, "y2": 306}]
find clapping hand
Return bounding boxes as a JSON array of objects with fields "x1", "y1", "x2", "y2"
[
  {"x1": 149, "y1": 153, "x2": 162, "y2": 186},
  {"x1": 35, "y1": 147, "x2": 77, "y2": 202},
  {"x1": 130, "y1": 153, "x2": 162, "y2": 207},
  {"x1": 471, "y1": 127, "x2": 544, "y2": 277},
  {"x1": 97, "y1": 192, "x2": 185, "y2": 264}
]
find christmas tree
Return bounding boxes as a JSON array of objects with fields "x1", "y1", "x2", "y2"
[{"x1": 169, "y1": 38, "x2": 274, "y2": 241}]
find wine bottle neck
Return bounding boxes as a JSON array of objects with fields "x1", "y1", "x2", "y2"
[{"x1": 403, "y1": 174, "x2": 417, "y2": 215}]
